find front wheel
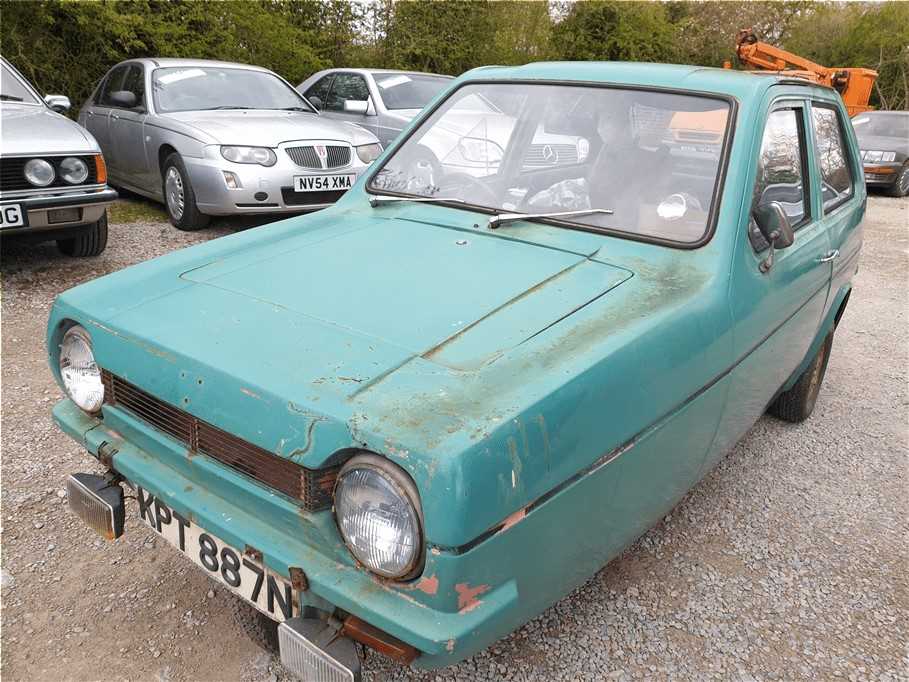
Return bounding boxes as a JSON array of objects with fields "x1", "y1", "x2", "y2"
[
  {"x1": 886, "y1": 162, "x2": 909, "y2": 198},
  {"x1": 162, "y1": 153, "x2": 210, "y2": 231},
  {"x1": 57, "y1": 212, "x2": 108, "y2": 257},
  {"x1": 768, "y1": 332, "x2": 833, "y2": 423}
]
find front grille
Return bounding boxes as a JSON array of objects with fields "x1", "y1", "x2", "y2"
[
  {"x1": 101, "y1": 370, "x2": 338, "y2": 511},
  {"x1": 524, "y1": 144, "x2": 579, "y2": 167},
  {"x1": 281, "y1": 188, "x2": 346, "y2": 206},
  {"x1": 286, "y1": 145, "x2": 351, "y2": 169},
  {"x1": 0, "y1": 155, "x2": 98, "y2": 193}
]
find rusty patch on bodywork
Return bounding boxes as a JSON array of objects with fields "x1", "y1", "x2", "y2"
[
  {"x1": 501, "y1": 508, "x2": 526, "y2": 531},
  {"x1": 455, "y1": 583, "x2": 490, "y2": 614},
  {"x1": 415, "y1": 574, "x2": 439, "y2": 595},
  {"x1": 289, "y1": 566, "x2": 309, "y2": 592}
]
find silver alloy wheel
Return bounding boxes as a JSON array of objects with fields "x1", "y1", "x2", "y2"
[{"x1": 165, "y1": 166, "x2": 185, "y2": 220}]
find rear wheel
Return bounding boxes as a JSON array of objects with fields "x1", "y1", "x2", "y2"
[
  {"x1": 229, "y1": 596, "x2": 279, "y2": 653},
  {"x1": 768, "y1": 332, "x2": 833, "y2": 423},
  {"x1": 162, "y1": 153, "x2": 210, "y2": 231},
  {"x1": 56, "y1": 212, "x2": 108, "y2": 257},
  {"x1": 886, "y1": 162, "x2": 909, "y2": 197}
]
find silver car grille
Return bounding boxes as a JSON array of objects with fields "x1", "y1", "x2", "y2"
[
  {"x1": 524, "y1": 144, "x2": 579, "y2": 167},
  {"x1": 286, "y1": 145, "x2": 352, "y2": 170}
]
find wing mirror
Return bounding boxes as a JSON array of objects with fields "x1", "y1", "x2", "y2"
[
  {"x1": 754, "y1": 201, "x2": 795, "y2": 273},
  {"x1": 44, "y1": 94, "x2": 71, "y2": 113},
  {"x1": 109, "y1": 90, "x2": 138, "y2": 108},
  {"x1": 344, "y1": 99, "x2": 370, "y2": 115}
]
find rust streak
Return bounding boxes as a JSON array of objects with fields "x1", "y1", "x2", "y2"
[{"x1": 455, "y1": 583, "x2": 489, "y2": 614}]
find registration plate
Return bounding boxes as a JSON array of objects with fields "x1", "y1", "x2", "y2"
[
  {"x1": 137, "y1": 486, "x2": 299, "y2": 622},
  {"x1": 294, "y1": 174, "x2": 356, "y2": 192},
  {"x1": 0, "y1": 204, "x2": 26, "y2": 229}
]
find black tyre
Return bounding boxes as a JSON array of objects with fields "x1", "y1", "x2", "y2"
[
  {"x1": 56, "y1": 212, "x2": 108, "y2": 257},
  {"x1": 885, "y1": 162, "x2": 909, "y2": 198},
  {"x1": 229, "y1": 596, "x2": 279, "y2": 653},
  {"x1": 162, "y1": 152, "x2": 210, "y2": 231},
  {"x1": 768, "y1": 332, "x2": 833, "y2": 423}
]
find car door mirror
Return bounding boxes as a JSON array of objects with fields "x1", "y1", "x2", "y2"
[
  {"x1": 308, "y1": 96, "x2": 322, "y2": 111},
  {"x1": 754, "y1": 201, "x2": 795, "y2": 273},
  {"x1": 109, "y1": 90, "x2": 138, "y2": 109},
  {"x1": 344, "y1": 99, "x2": 369, "y2": 115},
  {"x1": 44, "y1": 94, "x2": 71, "y2": 113}
]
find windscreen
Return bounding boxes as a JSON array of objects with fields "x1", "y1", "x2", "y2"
[
  {"x1": 1, "y1": 61, "x2": 40, "y2": 104},
  {"x1": 373, "y1": 72, "x2": 452, "y2": 110},
  {"x1": 852, "y1": 112, "x2": 909, "y2": 140},
  {"x1": 152, "y1": 67, "x2": 313, "y2": 113},
  {"x1": 368, "y1": 83, "x2": 731, "y2": 243}
]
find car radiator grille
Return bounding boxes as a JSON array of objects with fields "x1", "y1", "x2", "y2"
[
  {"x1": 524, "y1": 144, "x2": 579, "y2": 167},
  {"x1": 100, "y1": 370, "x2": 338, "y2": 511},
  {"x1": 0, "y1": 155, "x2": 98, "y2": 192},
  {"x1": 286, "y1": 145, "x2": 351, "y2": 169}
]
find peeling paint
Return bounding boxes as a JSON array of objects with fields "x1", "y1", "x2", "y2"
[
  {"x1": 501, "y1": 507, "x2": 526, "y2": 531},
  {"x1": 240, "y1": 387, "x2": 263, "y2": 400},
  {"x1": 415, "y1": 574, "x2": 439, "y2": 595},
  {"x1": 455, "y1": 582, "x2": 489, "y2": 614},
  {"x1": 446, "y1": 638, "x2": 456, "y2": 653}
]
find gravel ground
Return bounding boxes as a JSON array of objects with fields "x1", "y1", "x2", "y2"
[{"x1": 1, "y1": 196, "x2": 907, "y2": 681}]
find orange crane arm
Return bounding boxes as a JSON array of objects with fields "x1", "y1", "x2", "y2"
[{"x1": 731, "y1": 28, "x2": 878, "y2": 116}]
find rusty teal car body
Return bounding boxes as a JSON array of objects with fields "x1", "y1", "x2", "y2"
[{"x1": 48, "y1": 62, "x2": 865, "y2": 673}]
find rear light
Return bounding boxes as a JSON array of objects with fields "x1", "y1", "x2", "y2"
[{"x1": 94, "y1": 155, "x2": 107, "y2": 184}]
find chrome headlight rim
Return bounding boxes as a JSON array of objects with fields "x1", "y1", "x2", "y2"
[
  {"x1": 60, "y1": 156, "x2": 89, "y2": 184},
  {"x1": 220, "y1": 145, "x2": 277, "y2": 167},
  {"x1": 24, "y1": 158, "x2": 55, "y2": 187},
  {"x1": 333, "y1": 452, "x2": 424, "y2": 581},
  {"x1": 58, "y1": 324, "x2": 104, "y2": 414}
]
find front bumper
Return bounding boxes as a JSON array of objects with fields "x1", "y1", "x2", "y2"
[
  {"x1": 53, "y1": 398, "x2": 519, "y2": 669},
  {"x1": 862, "y1": 162, "x2": 901, "y2": 187},
  {"x1": 185, "y1": 145, "x2": 373, "y2": 216},
  {"x1": 0, "y1": 186, "x2": 117, "y2": 236}
]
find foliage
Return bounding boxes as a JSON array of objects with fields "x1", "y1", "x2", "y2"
[{"x1": 1, "y1": 1, "x2": 905, "y2": 113}]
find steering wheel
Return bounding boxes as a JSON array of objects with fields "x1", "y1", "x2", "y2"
[{"x1": 439, "y1": 172, "x2": 499, "y2": 208}]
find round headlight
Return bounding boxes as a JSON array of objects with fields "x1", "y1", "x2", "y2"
[
  {"x1": 60, "y1": 157, "x2": 89, "y2": 184},
  {"x1": 59, "y1": 325, "x2": 104, "y2": 413},
  {"x1": 24, "y1": 158, "x2": 55, "y2": 187},
  {"x1": 334, "y1": 454, "x2": 423, "y2": 579}
]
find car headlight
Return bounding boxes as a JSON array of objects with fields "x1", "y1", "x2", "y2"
[
  {"x1": 60, "y1": 157, "x2": 89, "y2": 184},
  {"x1": 861, "y1": 150, "x2": 895, "y2": 164},
  {"x1": 59, "y1": 325, "x2": 104, "y2": 414},
  {"x1": 456, "y1": 137, "x2": 503, "y2": 164},
  {"x1": 334, "y1": 453, "x2": 423, "y2": 579},
  {"x1": 356, "y1": 143, "x2": 382, "y2": 164},
  {"x1": 24, "y1": 158, "x2": 55, "y2": 186},
  {"x1": 220, "y1": 146, "x2": 277, "y2": 167}
]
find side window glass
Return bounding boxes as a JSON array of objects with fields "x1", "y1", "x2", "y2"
[
  {"x1": 98, "y1": 66, "x2": 128, "y2": 107},
  {"x1": 324, "y1": 74, "x2": 369, "y2": 112},
  {"x1": 811, "y1": 106, "x2": 854, "y2": 212},
  {"x1": 121, "y1": 65, "x2": 145, "y2": 108},
  {"x1": 752, "y1": 108, "x2": 808, "y2": 241},
  {"x1": 304, "y1": 75, "x2": 333, "y2": 107}
]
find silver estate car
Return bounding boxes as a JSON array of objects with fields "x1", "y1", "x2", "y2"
[
  {"x1": 298, "y1": 68, "x2": 453, "y2": 147},
  {"x1": 80, "y1": 59, "x2": 383, "y2": 230},
  {"x1": 1, "y1": 57, "x2": 116, "y2": 257}
]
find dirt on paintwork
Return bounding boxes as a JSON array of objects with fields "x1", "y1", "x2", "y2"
[{"x1": 2, "y1": 194, "x2": 907, "y2": 681}]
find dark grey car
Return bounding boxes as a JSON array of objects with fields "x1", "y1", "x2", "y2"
[{"x1": 852, "y1": 110, "x2": 909, "y2": 196}]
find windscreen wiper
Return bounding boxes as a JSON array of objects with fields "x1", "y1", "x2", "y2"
[
  {"x1": 278, "y1": 106, "x2": 315, "y2": 113},
  {"x1": 369, "y1": 195, "x2": 465, "y2": 207},
  {"x1": 201, "y1": 105, "x2": 254, "y2": 110},
  {"x1": 488, "y1": 208, "x2": 613, "y2": 229}
]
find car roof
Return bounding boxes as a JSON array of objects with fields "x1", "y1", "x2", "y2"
[
  {"x1": 461, "y1": 61, "x2": 836, "y2": 100},
  {"x1": 316, "y1": 67, "x2": 453, "y2": 79},
  {"x1": 128, "y1": 58, "x2": 273, "y2": 73}
]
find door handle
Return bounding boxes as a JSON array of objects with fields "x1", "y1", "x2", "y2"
[{"x1": 817, "y1": 249, "x2": 840, "y2": 263}]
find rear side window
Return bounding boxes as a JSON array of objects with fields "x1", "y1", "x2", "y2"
[
  {"x1": 753, "y1": 108, "x2": 809, "y2": 229},
  {"x1": 811, "y1": 105, "x2": 854, "y2": 212}
]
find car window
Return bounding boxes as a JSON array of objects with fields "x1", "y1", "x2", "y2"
[
  {"x1": 370, "y1": 82, "x2": 732, "y2": 245},
  {"x1": 304, "y1": 75, "x2": 334, "y2": 106},
  {"x1": 753, "y1": 108, "x2": 809, "y2": 230},
  {"x1": 851, "y1": 112, "x2": 909, "y2": 139},
  {"x1": 373, "y1": 72, "x2": 451, "y2": 110},
  {"x1": 120, "y1": 64, "x2": 145, "y2": 109},
  {"x1": 97, "y1": 65, "x2": 129, "y2": 107},
  {"x1": 324, "y1": 73, "x2": 369, "y2": 112},
  {"x1": 1, "y1": 60, "x2": 41, "y2": 104},
  {"x1": 812, "y1": 105, "x2": 854, "y2": 213}
]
